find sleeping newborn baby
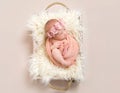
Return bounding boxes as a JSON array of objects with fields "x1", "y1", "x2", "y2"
[{"x1": 45, "y1": 19, "x2": 79, "y2": 68}]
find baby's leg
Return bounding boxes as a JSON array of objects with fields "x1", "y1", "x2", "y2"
[
  {"x1": 52, "y1": 48, "x2": 65, "y2": 65},
  {"x1": 52, "y1": 48, "x2": 73, "y2": 67}
]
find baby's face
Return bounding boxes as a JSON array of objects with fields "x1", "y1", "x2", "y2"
[{"x1": 45, "y1": 19, "x2": 65, "y2": 38}]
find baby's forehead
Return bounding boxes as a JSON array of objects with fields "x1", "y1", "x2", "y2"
[
  {"x1": 45, "y1": 19, "x2": 58, "y2": 31},
  {"x1": 46, "y1": 19, "x2": 58, "y2": 26}
]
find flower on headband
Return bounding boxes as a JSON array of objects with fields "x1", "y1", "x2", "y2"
[
  {"x1": 54, "y1": 22, "x2": 63, "y2": 30},
  {"x1": 58, "y1": 19, "x2": 65, "y2": 27}
]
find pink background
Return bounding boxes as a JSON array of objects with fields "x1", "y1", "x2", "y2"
[{"x1": 0, "y1": 0, "x2": 120, "y2": 93}]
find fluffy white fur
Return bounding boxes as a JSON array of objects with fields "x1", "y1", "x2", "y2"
[{"x1": 27, "y1": 10, "x2": 85, "y2": 84}]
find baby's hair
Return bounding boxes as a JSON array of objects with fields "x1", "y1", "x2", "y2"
[{"x1": 44, "y1": 19, "x2": 59, "y2": 32}]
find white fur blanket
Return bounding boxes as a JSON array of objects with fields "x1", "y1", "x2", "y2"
[{"x1": 27, "y1": 10, "x2": 85, "y2": 84}]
